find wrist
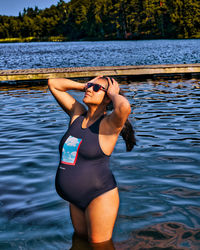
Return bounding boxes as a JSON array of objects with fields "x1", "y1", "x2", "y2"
[
  {"x1": 107, "y1": 92, "x2": 118, "y2": 99},
  {"x1": 81, "y1": 83, "x2": 87, "y2": 92},
  {"x1": 73, "y1": 82, "x2": 86, "y2": 91}
]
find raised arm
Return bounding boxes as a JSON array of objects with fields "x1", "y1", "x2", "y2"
[
  {"x1": 48, "y1": 78, "x2": 86, "y2": 118},
  {"x1": 106, "y1": 77, "x2": 131, "y2": 133}
]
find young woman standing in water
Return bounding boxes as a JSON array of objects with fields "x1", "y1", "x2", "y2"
[{"x1": 48, "y1": 76, "x2": 135, "y2": 244}]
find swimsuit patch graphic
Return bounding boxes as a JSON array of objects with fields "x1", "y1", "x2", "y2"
[{"x1": 61, "y1": 136, "x2": 82, "y2": 165}]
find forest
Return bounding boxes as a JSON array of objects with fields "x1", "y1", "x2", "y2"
[{"x1": 0, "y1": 0, "x2": 199, "y2": 42}]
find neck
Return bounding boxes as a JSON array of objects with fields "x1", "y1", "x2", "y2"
[{"x1": 86, "y1": 105, "x2": 106, "y2": 120}]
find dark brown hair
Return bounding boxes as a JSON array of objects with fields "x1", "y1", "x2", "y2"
[{"x1": 120, "y1": 116, "x2": 136, "y2": 151}]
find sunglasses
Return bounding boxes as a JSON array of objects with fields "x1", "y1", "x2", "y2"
[{"x1": 85, "y1": 82, "x2": 107, "y2": 92}]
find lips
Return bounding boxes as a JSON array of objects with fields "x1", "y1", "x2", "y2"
[{"x1": 84, "y1": 93, "x2": 91, "y2": 97}]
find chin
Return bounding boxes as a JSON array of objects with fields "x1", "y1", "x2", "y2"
[
  {"x1": 83, "y1": 97, "x2": 88, "y2": 104},
  {"x1": 83, "y1": 98, "x2": 91, "y2": 105},
  {"x1": 83, "y1": 98, "x2": 97, "y2": 106}
]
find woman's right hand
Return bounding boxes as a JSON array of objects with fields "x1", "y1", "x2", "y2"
[{"x1": 87, "y1": 75, "x2": 103, "y2": 84}]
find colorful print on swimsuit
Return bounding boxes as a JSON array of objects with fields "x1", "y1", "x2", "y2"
[{"x1": 61, "y1": 136, "x2": 82, "y2": 165}]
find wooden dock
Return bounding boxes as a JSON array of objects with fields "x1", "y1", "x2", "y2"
[{"x1": 0, "y1": 64, "x2": 200, "y2": 82}]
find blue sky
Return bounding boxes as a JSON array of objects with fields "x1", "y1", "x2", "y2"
[{"x1": 0, "y1": 0, "x2": 66, "y2": 16}]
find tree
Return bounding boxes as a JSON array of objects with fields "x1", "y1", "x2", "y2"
[{"x1": 0, "y1": 0, "x2": 199, "y2": 40}]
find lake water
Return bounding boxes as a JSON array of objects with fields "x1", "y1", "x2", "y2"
[
  {"x1": 0, "y1": 40, "x2": 200, "y2": 249},
  {"x1": 1, "y1": 79, "x2": 200, "y2": 249},
  {"x1": 0, "y1": 39, "x2": 200, "y2": 70}
]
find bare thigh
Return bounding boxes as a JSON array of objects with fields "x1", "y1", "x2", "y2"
[
  {"x1": 85, "y1": 187, "x2": 119, "y2": 243},
  {"x1": 69, "y1": 203, "x2": 88, "y2": 237}
]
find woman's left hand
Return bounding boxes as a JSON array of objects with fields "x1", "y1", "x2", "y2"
[{"x1": 106, "y1": 77, "x2": 120, "y2": 98}]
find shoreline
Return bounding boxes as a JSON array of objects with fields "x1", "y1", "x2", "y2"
[{"x1": 0, "y1": 37, "x2": 200, "y2": 44}]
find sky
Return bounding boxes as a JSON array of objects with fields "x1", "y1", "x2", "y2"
[{"x1": 0, "y1": 0, "x2": 65, "y2": 16}]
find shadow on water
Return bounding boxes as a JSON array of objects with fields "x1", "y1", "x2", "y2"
[
  {"x1": 70, "y1": 233, "x2": 115, "y2": 250},
  {"x1": 68, "y1": 221, "x2": 200, "y2": 250},
  {"x1": 68, "y1": 222, "x2": 200, "y2": 250},
  {"x1": 115, "y1": 222, "x2": 200, "y2": 250}
]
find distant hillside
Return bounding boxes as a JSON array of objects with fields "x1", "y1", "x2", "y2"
[{"x1": 0, "y1": 0, "x2": 199, "y2": 42}]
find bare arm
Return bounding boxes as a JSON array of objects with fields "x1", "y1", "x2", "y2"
[
  {"x1": 106, "y1": 78, "x2": 131, "y2": 132},
  {"x1": 48, "y1": 78, "x2": 86, "y2": 117},
  {"x1": 99, "y1": 78, "x2": 131, "y2": 155}
]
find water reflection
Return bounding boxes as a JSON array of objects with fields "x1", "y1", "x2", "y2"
[
  {"x1": 116, "y1": 222, "x2": 200, "y2": 249},
  {"x1": 70, "y1": 222, "x2": 200, "y2": 249},
  {"x1": 1, "y1": 79, "x2": 200, "y2": 249},
  {"x1": 70, "y1": 233, "x2": 115, "y2": 250},
  {"x1": 0, "y1": 84, "x2": 48, "y2": 95}
]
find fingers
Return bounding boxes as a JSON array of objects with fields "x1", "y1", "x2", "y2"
[
  {"x1": 107, "y1": 77, "x2": 113, "y2": 84},
  {"x1": 90, "y1": 75, "x2": 103, "y2": 83},
  {"x1": 110, "y1": 78, "x2": 114, "y2": 84},
  {"x1": 112, "y1": 78, "x2": 119, "y2": 86},
  {"x1": 106, "y1": 77, "x2": 120, "y2": 95},
  {"x1": 106, "y1": 77, "x2": 115, "y2": 86},
  {"x1": 107, "y1": 77, "x2": 118, "y2": 87},
  {"x1": 96, "y1": 75, "x2": 103, "y2": 79}
]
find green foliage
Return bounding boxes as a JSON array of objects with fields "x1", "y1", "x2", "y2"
[{"x1": 0, "y1": 0, "x2": 199, "y2": 41}]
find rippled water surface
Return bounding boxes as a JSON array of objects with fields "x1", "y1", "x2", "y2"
[
  {"x1": 1, "y1": 79, "x2": 200, "y2": 249},
  {"x1": 0, "y1": 39, "x2": 200, "y2": 70}
]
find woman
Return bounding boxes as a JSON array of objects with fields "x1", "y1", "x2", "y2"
[{"x1": 48, "y1": 76, "x2": 135, "y2": 244}]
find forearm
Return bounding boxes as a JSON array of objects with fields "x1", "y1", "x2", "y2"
[
  {"x1": 109, "y1": 93, "x2": 131, "y2": 113},
  {"x1": 48, "y1": 78, "x2": 85, "y2": 92}
]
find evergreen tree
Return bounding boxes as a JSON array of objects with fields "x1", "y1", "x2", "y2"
[{"x1": 0, "y1": 0, "x2": 199, "y2": 40}]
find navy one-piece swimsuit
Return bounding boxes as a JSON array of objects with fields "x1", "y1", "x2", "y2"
[{"x1": 55, "y1": 112, "x2": 117, "y2": 211}]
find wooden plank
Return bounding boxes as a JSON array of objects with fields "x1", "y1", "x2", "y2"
[{"x1": 0, "y1": 64, "x2": 200, "y2": 81}]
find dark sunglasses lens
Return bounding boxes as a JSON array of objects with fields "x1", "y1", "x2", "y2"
[
  {"x1": 93, "y1": 84, "x2": 101, "y2": 92},
  {"x1": 86, "y1": 82, "x2": 104, "y2": 92},
  {"x1": 87, "y1": 83, "x2": 93, "y2": 89}
]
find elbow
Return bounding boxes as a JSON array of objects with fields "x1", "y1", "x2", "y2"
[
  {"x1": 127, "y1": 104, "x2": 131, "y2": 115},
  {"x1": 48, "y1": 78, "x2": 54, "y2": 88},
  {"x1": 48, "y1": 78, "x2": 57, "y2": 90},
  {"x1": 121, "y1": 103, "x2": 131, "y2": 114},
  {"x1": 120, "y1": 102, "x2": 131, "y2": 116}
]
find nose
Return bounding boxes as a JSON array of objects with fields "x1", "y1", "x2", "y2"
[{"x1": 87, "y1": 85, "x2": 93, "y2": 92}]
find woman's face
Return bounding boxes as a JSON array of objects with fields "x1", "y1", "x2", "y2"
[{"x1": 83, "y1": 78, "x2": 109, "y2": 106}]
